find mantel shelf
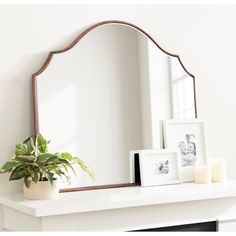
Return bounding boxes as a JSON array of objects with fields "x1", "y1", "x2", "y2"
[{"x1": 1, "y1": 180, "x2": 236, "y2": 217}]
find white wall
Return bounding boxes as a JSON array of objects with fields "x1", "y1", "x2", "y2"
[{"x1": 0, "y1": 4, "x2": 236, "y2": 193}]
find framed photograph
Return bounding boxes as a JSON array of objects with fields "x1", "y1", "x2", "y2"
[
  {"x1": 138, "y1": 150, "x2": 182, "y2": 187},
  {"x1": 162, "y1": 119, "x2": 207, "y2": 182}
]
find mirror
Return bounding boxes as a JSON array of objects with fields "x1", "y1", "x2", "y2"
[{"x1": 32, "y1": 21, "x2": 196, "y2": 191}]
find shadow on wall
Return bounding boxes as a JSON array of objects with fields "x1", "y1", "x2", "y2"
[{"x1": 0, "y1": 53, "x2": 48, "y2": 193}]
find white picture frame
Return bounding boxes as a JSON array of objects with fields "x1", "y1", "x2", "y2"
[
  {"x1": 162, "y1": 119, "x2": 208, "y2": 182},
  {"x1": 138, "y1": 150, "x2": 182, "y2": 187}
]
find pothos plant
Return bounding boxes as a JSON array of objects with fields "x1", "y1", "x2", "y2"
[{"x1": 0, "y1": 134, "x2": 95, "y2": 187}]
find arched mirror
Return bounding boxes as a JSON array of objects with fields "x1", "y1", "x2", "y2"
[{"x1": 32, "y1": 20, "x2": 196, "y2": 192}]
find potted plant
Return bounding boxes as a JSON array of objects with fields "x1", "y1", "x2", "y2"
[{"x1": 0, "y1": 134, "x2": 95, "y2": 200}]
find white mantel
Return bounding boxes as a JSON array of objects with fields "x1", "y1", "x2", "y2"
[{"x1": 1, "y1": 181, "x2": 236, "y2": 231}]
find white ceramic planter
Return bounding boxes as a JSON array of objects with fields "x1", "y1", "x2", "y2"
[{"x1": 23, "y1": 179, "x2": 59, "y2": 200}]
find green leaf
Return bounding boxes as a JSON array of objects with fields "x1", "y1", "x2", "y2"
[
  {"x1": 75, "y1": 157, "x2": 95, "y2": 180},
  {"x1": 36, "y1": 134, "x2": 50, "y2": 153},
  {"x1": 36, "y1": 153, "x2": 54, "y2": 165},
  {"x1": 53, "y1": 153, "x2": 76, "y2": 176},
  {"x1": 46, "y1": 156, "x2": 71, "y2": 166},
  {"x1": 0, "y1": 159, "x2": 21, "y2": 172},
  {"x1": 27, "y1": 166, "x2": 39, "y2": 183},
  {"x1": 23, "y1": 136, "x2": 35, "y2": 154},
  {"x1": 60, "y1": 152, "x2": 74, "y2": 161},
  {"x1": 24, "y1": 177, "x2": 30, "y2": 188},
  {"x1": 0, "y1": 169, "x2": 8, "y2": 174},
  {"x1": 67, "y1": 164, "x2": 77, "y2": 177},
  {"x1": 9, "y1": 166, "x2": 29, "y2": 181},
  {"x1": 36, "y1": 134, "x2": 48, "y2": 146},
  {"x1": 57, "y1": 167, "x2": 71, "y2": 184},
  {"x1": 16, "y1": 155, "x2": 36, "y2": 163},
  {"x1": 15, "y1": 144, "x2": 30, "y2": 156},
  {"x1": 38, "y1": 144, "x2": 48, "y2": 154}
]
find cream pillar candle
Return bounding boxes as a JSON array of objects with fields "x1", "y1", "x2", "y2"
[
  {"x1": 211, "y1": 158, "x2": 227, "y2": 183},
  {"x1": 193, "y1": 165, "x2": 212, "y2": 184}
]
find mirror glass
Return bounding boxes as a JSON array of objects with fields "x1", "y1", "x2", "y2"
[{"x1": 35, "y1": 23, "x2": 196, "y2": 189}]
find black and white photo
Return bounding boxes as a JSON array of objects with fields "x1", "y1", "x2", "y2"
[
  {"x1": 153, "y1": 160, "x2": 169, "y2": 174},
  {"x1": 138, "y1": 150, "x2": 182, "y2": 187},
  {"x1": 178, "y1": 133, "x2": 197, "y2": 167},
  {"x1": 163, "y1": 119, "x2": 207, "y2": 182}
]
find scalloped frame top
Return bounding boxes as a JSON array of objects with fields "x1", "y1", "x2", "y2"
[{"x1": 32, "y1": 20, "x2": 197, "y2": 136}]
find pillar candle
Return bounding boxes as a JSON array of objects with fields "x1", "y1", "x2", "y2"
[
  {"x1": 193, "y1": 165, "x2": 212, "y2": 184},
  {"x1": 210, "y1": 158, "x2": 227, "y2": 183}
]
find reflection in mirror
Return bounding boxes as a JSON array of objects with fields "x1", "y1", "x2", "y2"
[{"x1": 34, "y1": 22, "x2": 196, "y2": 190}]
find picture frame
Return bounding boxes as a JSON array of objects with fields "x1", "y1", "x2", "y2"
[
  {"x1": 129, "y1": 149, "x2": 142, "y2": 183},
  {"x1": 138, "y1": 150, "x2": 182, "y2": 187},
  {"x1": 129, "y1": 149, "x2": 159, "y2": 184},
  {"x1": 162, "y1": 119, "x2": 207, "y2": 182}
]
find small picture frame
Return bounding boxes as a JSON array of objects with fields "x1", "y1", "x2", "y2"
[
  {"x1": 162, "y1": 119, "x2": 207, "y2": 182},
  {"x1": 138, "y1": 150, "x2": 182, "y2": 187}
]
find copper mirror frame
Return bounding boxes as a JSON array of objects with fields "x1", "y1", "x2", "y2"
[{"x1": 32, "y1": 20, "x2": 197, "y2": 193}]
